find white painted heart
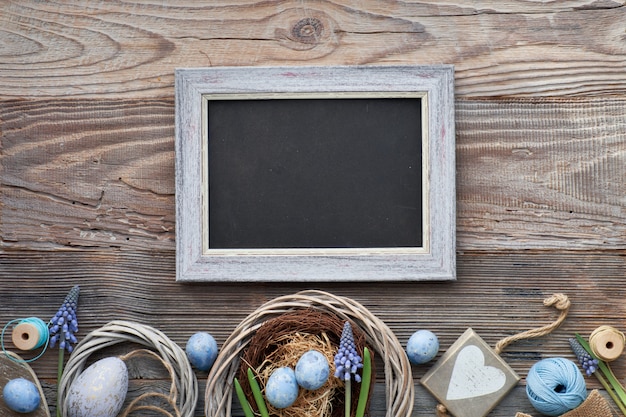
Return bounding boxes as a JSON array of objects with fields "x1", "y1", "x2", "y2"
[{"x1": 446, "y1": 344, "x2": 506, "y2": 400}]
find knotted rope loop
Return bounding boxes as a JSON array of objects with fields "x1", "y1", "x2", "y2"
[{"x1": 495, "y1": 293, "x2": 570, "y2": 355}]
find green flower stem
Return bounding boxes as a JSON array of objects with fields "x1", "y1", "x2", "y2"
[
  {"x1": 593, "y1": 368, "x2": 626, "y2": 416},
  {"x1": 575, "y1": 334, "x2": 626, "y2": 411},
  {"x1": 56, "y1": 347, "x2": 64, "y2": 417},
  {"x1": 355, "y1": 347, "x2": 372, "y2": 417},
  {"x1": 345, "y1": 378, "x2": 351, "y2": 417},
  {"x1": 247, "y1": 368, "x2": 270, "y2": 417},
  {"x1": 234, "y1": 378, "x2": 255, "y2": 417}
]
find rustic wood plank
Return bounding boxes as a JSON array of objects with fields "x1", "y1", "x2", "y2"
[
  {"x1": 1, "y1": 1, "x2": 625, "y2": 98},
  {"x1": 1, "y1": 99, "x2": 176, "y2": 251},
  {"x1": 2, "y1": 97, "x2": 624, "y2": 251},
  {"x1": 456, "y1": 97, "x2": 626, "y2": 250},
  {"x1": 1, "y1": 250, "x2": 624, "y2": 416}
]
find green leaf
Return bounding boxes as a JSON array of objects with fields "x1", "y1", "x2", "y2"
[
  {"x1": 233, "y1": 377, "x2": 255, "y2": 417},
  {"x1": 355, "y1": 347, "x2": 372, "y2": 417},
  {"x1": 248, "y1": 368, "x2": 270, "y2": 417}
]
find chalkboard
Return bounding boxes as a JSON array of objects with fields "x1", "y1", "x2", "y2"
[
  {"x1": 175, "y1": 65, "x2": 456, "y2": 282},
  {"x1": 207, "y1": 96, "x2": 423, "y2": 249}
]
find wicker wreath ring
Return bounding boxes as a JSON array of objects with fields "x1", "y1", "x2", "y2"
[
  {"x1": 58, "y1": 320, "x2": 198, "y2": 417},
  {"x1": 205, "y1": 290, "x2": 414, "y2": 417}
]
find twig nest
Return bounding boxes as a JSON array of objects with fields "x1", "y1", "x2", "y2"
[
  {"x1": 205, "y1": 290, "x2": 414, "y2": 417},
  {"x1": 238, "y1": 309, "x2": 371, "y2": 417}
]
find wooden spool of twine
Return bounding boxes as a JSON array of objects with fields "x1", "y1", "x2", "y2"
[
  {"x1": 58, "y1": 320, "x2": 198, "y2": 417},
  {"x1": 205, "y1": 290, "x2": 414, "y2": 417}
]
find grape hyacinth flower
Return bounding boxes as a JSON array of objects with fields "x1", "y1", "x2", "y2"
[
  {"x1": 334, "y1": 321, "x2": 363, "y2": 417},
  {"x1": 49, "y1": 285, "x2": 80, "y2": 353},
  {"x1": 49, "y1": 285, "x2": 79, "y2": 417},
  {"x1": 569, "y1": 337, "x2": 599, "y2": 376}
]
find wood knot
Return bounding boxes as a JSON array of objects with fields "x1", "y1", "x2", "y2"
[
  {"x1": 291, "y1": 17, "x2": 324, "y2": 44},
  {"x1": 273, "y1": 9, "x2": 339, "y2": 54}
]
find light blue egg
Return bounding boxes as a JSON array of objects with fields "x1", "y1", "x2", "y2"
[
  {"x1": 186, "y1": 332, "x2": 218, "y2": 371},
  {"x1": 265, "y1": 367, "x2": 299, "y2": 409},
  {"x1": 295, "y1": 350, "x2": 329, "y2": 390},
  {"x1": 3, "y1": 378, "x2": 41, "y2": 413},
  {"x1": 406, "y1": 330, "x2": 439, "y2": 365}
]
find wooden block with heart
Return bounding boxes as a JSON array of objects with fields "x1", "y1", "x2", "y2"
[{"x1": 421, "y1": 328, "x2": 520, "y2": 417}]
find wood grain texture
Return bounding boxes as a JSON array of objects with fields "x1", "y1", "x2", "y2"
[
  {"x1": 1, "y1": 1, "x2": 626, "y2": 98},
  {"x1": 456, "y1": 96, "x2": 626, "y2": 249},
  {"x1": 1, "y1": 99, "x2": 175, "y2": 250},
  {"x1": 2, "y1": 97, "x2": 624, "y2": 251}
]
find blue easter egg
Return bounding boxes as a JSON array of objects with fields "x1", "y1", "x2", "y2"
[
  {"x1": 186, "y1": 332, "x2": 218, "y2": 372},
  {"x1": 406, "y1": 330, "x2": 439, "y2": 365},
  {"x1": 3, "y1": 378, "x2": 41, "y2": 413},
  {"x1": 265, "y1": 367, "x2": 299, "y2": 409},
  {"x1": 295, "y1": 350, "x2": 330, "y2": 390}
]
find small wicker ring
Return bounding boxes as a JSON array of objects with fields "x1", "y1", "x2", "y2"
[
  {"x1": 205, "y1": 290, "x2": 414, "y2": 417},
  {"x1": 58, "y1": 320, "x2": 198, "y2": 417}
]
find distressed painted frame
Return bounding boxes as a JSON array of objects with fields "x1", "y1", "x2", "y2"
[{"x1": 175, "y1": 65, "x2": 455, "y2": 282}]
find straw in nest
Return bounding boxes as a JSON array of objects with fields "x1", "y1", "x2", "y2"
[
  {"x1": 58, "y1": 320, "x2": 198, "y2": 417},
  {"x1": 205, "y1": 290, "x2": 413, "y2": 417}
]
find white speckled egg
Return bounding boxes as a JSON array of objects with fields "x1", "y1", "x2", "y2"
[
  {"x1": 265, "y1": 367, "x2": 299, "y2": 409},
  {"x1": 67, "y1": 356, "x2": 129, "y2": 417},
  {"x1": 295, "y1": 350, "x2": 329, "y2": 390}
]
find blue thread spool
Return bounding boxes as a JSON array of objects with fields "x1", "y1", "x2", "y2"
[
  {"x1": 1, "y1": 318, "x2": 50, "y2": 363},
  {"x1": 526, "y1": 357, "x2": 587, "y2": 416}
]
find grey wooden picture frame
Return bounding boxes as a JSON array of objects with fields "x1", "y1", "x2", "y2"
[{"x1": 175, "y1": 65, "x2": 455, "y2": 282}]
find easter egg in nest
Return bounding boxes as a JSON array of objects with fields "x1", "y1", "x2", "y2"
[
  {"x1": 266, "y1": 367, "x2": 299, "y2": 408},
  {"x1": 295, "y1": 349, "x2": 330, "y2": 390}
]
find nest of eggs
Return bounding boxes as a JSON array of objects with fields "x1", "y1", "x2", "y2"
[
  {"x1": 205, "y1": 290, "x2": 414, "y2": 417},
  {"x1": 237, "y1": 309, "x2": 373, "y2": 417}
]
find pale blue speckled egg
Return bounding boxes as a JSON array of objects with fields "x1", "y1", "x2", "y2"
[
  {"x1": 295, "y1": 350, "x2": 329, "y2": 390},
  {"x1": 67, "y1": 356, "x2": 128, "y2": 417},
  {"x1": 186, "y1": 332, "x2": 218, "y2": 372},
  {"x1": 265, "y1": 367, "x2": 299, "y2": 409},
  {"x1": 3, "y1": 378, "x2": 41, "y2": 413},
  {"x1": 406, "y1": 330, "x2": 439, "y2": 365}
]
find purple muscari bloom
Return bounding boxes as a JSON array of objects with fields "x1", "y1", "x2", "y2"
[
  {"x1": 569, "y1": 338, "x2": 599, "y2": 377},
  {"x1": 49, "y1": 285, "x2": 79, "y2": 353},
  {"x1": 334, "y1": 321, "x2": 363, "y2": 382}
]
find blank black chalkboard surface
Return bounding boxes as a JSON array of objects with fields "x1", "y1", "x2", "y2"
[
  {"x1": 207, "y1": 96, "x2": 422, "y2": 250},
  {"x1": 175, "y1": 66, "x2": 455, "y2": 282}
]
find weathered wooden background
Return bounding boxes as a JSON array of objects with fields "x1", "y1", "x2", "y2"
[{"x1": 1, "y1": 1, "x2": 625, "y2": 416}]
